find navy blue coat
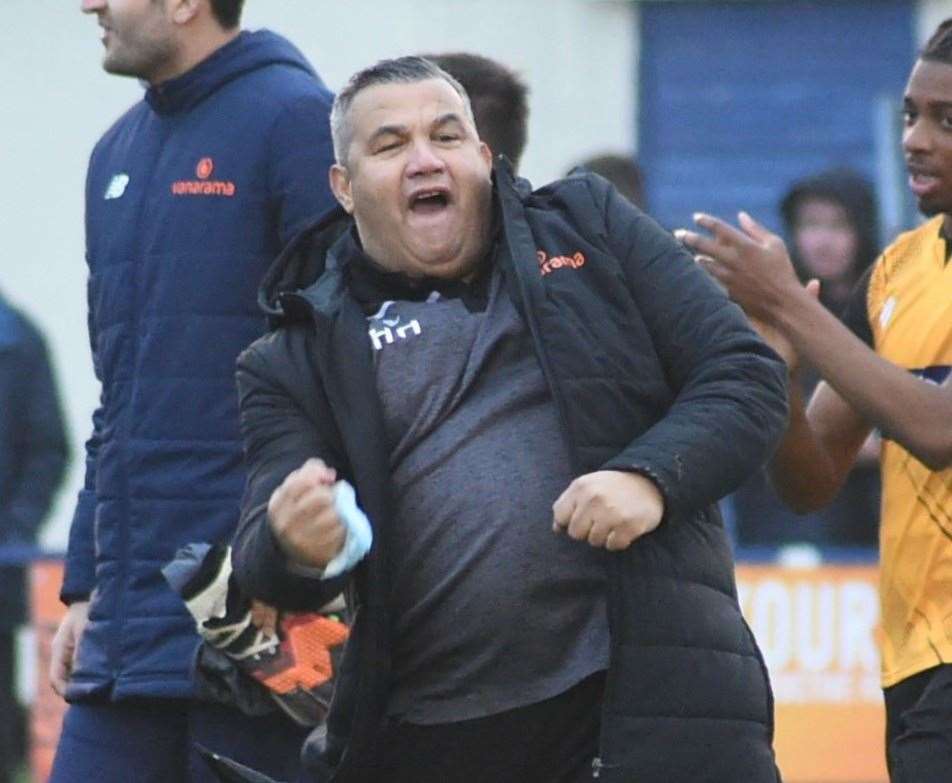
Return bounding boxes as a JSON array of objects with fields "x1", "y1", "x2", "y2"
[
  {"x1": 64, "y1": 30, "x2": 336, "y2": 701},
  {"x1": 0, "y1": 297, "x2": 68, "y2": 629},
  {"x1": 233, "y1": 164, "x2": 788, "y2": 782}
]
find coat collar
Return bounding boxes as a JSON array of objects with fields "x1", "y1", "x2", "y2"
[
  {"x1": 145, "y1": 30, "x2": 316, "y2": 115},
  {"x1": 261, "y1": 156, "x2": 525, "y2": 325}
]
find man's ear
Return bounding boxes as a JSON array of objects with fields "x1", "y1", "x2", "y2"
[
  {"x1": 170, "y1": 0, "x2": 201, "y2": 25},
  {"x1": 329, "y1": 164, "x2": 354, "y2": 214},
  {"x1": 478, "y1": 141, "x2": 493, "y2": 170}
]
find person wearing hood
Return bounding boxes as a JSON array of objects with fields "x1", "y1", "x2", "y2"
[
  {"x1": 781, "y1": 168, "x2": 880, "y2": 313},
  {"x1": 726, "y1": 168, "x2": 882, "y2": 551},
  {"x1": 230, "y1": 56, "x2": 788, "y2": 783},
  {"x1": 50, "y1": 2, "x2": 336, "y2": 781}
]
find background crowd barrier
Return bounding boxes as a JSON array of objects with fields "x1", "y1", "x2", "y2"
[{"x1": 28, "y1": 559, "x2": 65, "y2": 783}]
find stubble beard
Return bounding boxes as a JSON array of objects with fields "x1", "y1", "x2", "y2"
[{"x1": 102, "y1": 34, "x2": 177, "y2": 83}]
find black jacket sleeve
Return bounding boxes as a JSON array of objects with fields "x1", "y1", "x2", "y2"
[
  {"x1": 2, "y1": 322, "x2": 69, "y2": 546},
  {"x1": 594, "y1": 180, "x2": 789, "y2": 519},
  {"x1": 232, "y1": 333, "x2": 350, "y2": 611}
]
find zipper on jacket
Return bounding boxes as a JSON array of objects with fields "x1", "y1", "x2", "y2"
[
  {"x1": 513, "y1": 274, "x2": 579, "y2": 470},
  {"x1": 496, "y1": 185, "x2": 583, "y2": 473},
  {"x1": 109, "y1": 117, "x2": 175, "y2": 682}
]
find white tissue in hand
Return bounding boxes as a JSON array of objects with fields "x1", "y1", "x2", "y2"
[{"x1": 322, "y1": 480, "x2": 373, "y2": 579}]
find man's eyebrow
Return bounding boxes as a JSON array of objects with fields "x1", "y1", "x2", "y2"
[
  {"x1": 367, "y1": 124, "x2": 407, "y2": 145},
  {"x1": 432, "y1": 112, "x2": 466, "y2": 128},
  {"x1": 904, "y1": 95, "x2": 952, "y2": 110}
]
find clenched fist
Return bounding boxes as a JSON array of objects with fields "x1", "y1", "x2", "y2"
[
  {"x1": 268, "y1": 458, "x2": 346, "y2": 570},
  {"x1": 552, "y1": 470, "x2": 664, "y2": 551}
]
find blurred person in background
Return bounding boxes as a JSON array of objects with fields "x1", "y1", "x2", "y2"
[
  {"x1": 423, "y1": 52, "x2": 529, "y2": 172},
  {"x1": 679, "y1": 19, "x2": 952, "y2": 780},
  {"x1": 0, "y1": 292, "x2": 68, "y2": 783},
  {"x1": 49, "y1": 1, "x2": 336, "y2": 781},
  {"x1": 728, "y1": 168, "x2": 881, "y2": 551},
  {"x1": 569, "y1": 153, "x2": 646, "y2": 210},
  {"x1": 781, "y1": 168, "x2": 879, "y2": 312}
]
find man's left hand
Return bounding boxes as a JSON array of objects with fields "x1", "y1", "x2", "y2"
[{"x1": 552, "y1": 470, "x2": 664, "y2": 551}]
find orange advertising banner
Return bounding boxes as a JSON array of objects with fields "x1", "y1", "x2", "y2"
[
  {"x1": 30, "y1": 560, "x2": 66, "y2": 783},
  {"x1": 737, "y1": 563, "x2": 886, "y2": 783}
]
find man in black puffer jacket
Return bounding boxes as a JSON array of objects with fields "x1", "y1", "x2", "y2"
[{"x1": 232, "y1": 56, "x2": 788, "y2": 783}]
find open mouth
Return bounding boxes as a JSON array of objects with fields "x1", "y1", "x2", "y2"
[
  {"x1": 908, "y1": 170, "x2": 942, "y2": 198},
  {"x1": 409, "y1": 189, "x2": 451, "y2": 216}
]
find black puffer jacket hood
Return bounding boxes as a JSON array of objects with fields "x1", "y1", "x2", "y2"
[{"x1": 257, "y1": 204, "x2": 350, "y2": 324}]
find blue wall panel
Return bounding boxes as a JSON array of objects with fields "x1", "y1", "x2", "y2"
[{"x1": 639, "y1": 1, "x2": 915, "y2": 232}]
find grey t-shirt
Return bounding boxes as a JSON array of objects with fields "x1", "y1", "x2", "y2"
[{"x1": 370, "y1": 267, "x2": 609, "y2": 724}]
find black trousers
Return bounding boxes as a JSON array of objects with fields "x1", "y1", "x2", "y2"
[
  {"x1": 884, "y1": 663, "x2": 952, "y2": 783},
  {"x1": 379, "y1": 672, "x2": 605, "y2": 783}
]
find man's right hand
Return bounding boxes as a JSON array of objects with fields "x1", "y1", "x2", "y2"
[
  {"x1": 50, "y1": 600, "x2": 89, "y2": 698},
  {"x1": 674, "y1": 213, "x2": 824, "y2": 372},
  {"x1": 675, "y1": 211, "x2": 802, "y2": 322},
  {"x1": 268, "y1": 458, "x2": 346, "y2": 571}
]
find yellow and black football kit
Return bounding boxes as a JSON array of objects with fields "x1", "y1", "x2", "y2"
[{"x1": 845, "y1": 215, "x2": 952, "y2": 689}]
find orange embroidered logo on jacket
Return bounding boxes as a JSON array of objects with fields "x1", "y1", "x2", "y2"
[
  {"x1": 196, "y1": 157, "x2": 214, "y2": 179},
  {"x1": 171, "y1": 157, "x2": 236, "y2": 197},
  {"x1": 537, "y1": 249, "x2": 586, "y2": 276}
]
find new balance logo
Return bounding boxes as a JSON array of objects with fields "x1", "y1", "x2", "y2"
[
  {"x1": 367, "y1": 301, "x2": 422, "y2": 351},
  {"x1": 104, "y1": 173, "x2": 130, "y2": 200}
]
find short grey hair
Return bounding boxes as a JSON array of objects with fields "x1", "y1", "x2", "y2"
[{"x1": 330, "y1": 55, "x2": 476, "y2": 164}]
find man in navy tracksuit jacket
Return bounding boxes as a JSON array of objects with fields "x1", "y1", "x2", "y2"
[{"x1": 50, "y1": 2, "x2": 336, "y2": 780}]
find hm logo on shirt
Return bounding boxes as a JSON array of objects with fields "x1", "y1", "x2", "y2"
[{"x1": 367, "y1": 301, "x2": 422, "y2": 352}]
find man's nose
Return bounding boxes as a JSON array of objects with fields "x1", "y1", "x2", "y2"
[
  {"x1": 406, "y1": 140, "x2": 445, "y2": 177},
  {"x1": 903, "y1": 117, "x2": 932, "y2": 155},
  {"x1": 81, "y1": 0, "x2": 105, "y2": 14}
]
